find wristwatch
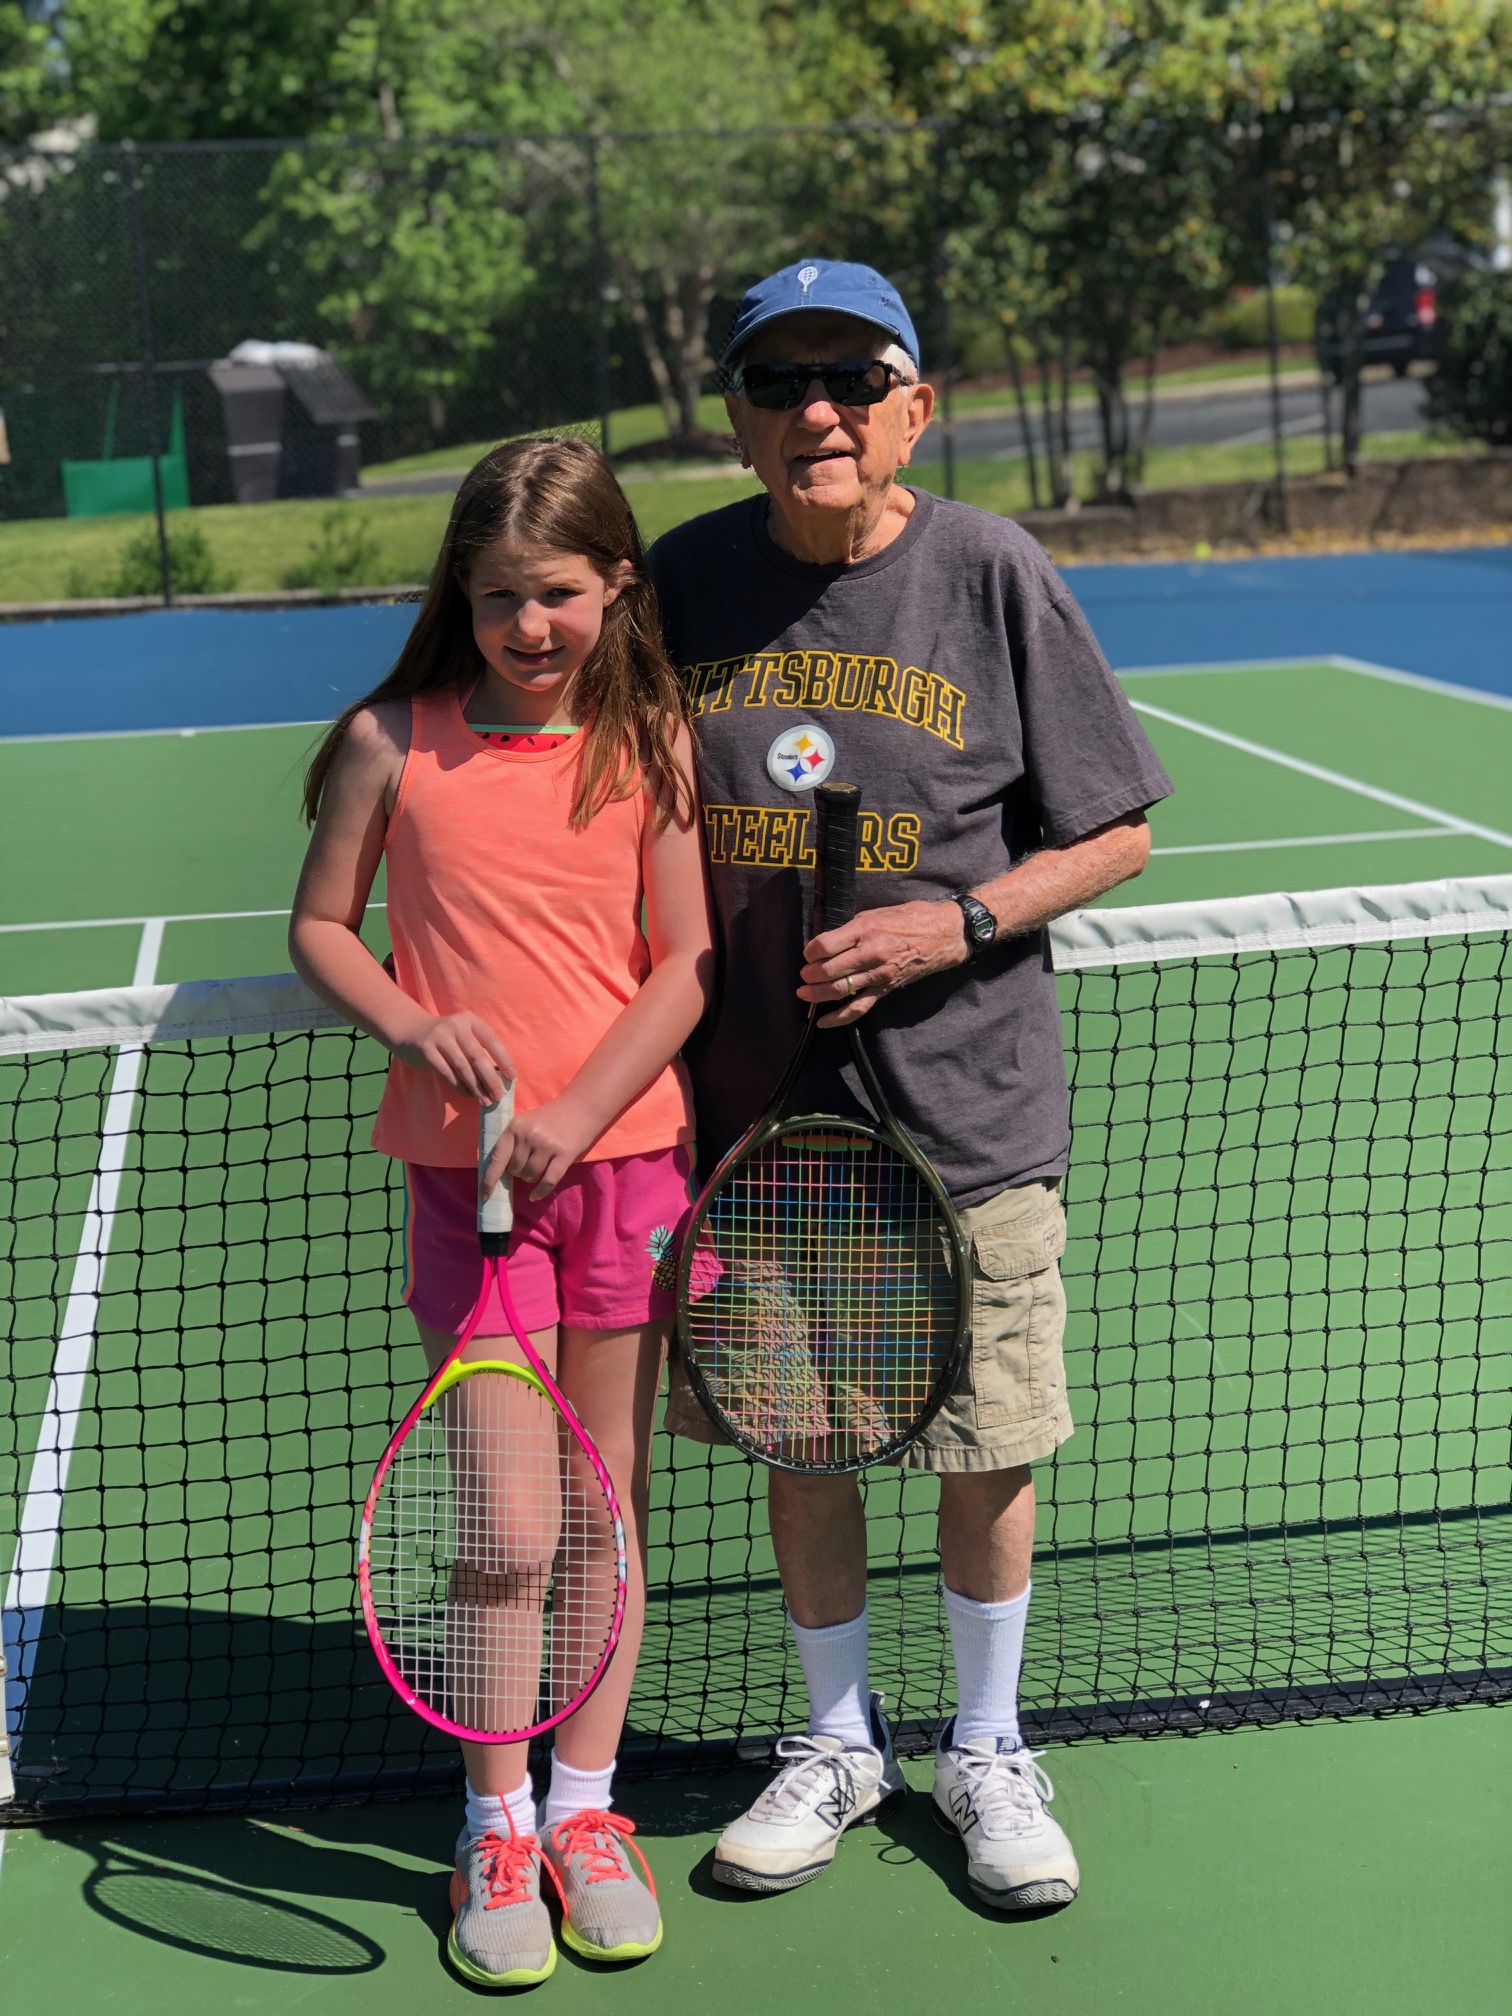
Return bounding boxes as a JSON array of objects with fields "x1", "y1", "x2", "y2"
[{"x1": 950, "y1": 891, "x2": 998, "y2": 961}]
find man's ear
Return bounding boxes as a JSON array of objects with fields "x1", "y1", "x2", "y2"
[
  {"x1": 723, "y1": 390, "x2": 752, "y2": 468},
  {"x1": 896, "y1": 379, "x2": 936, "y2": 466}
]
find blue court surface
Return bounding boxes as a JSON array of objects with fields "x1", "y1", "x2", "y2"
[{"x1": 1, "y1": 545, "x2": 1508, "y2": 741}]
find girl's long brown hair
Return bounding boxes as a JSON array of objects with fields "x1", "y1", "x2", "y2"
[{"x1": 302, "y1": 434, "x2": 691, "y2": 828}]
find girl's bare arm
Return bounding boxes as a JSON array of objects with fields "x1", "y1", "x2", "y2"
[
  {"x1": 288, "y1": 705, "x2": 513, "y2": 1102},
  {"x1": 492, "y1": 724, "x2": 715, "y2": 1197}
]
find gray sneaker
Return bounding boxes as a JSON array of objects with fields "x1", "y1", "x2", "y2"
[
  {"x1": 713, "y1": 1691, "x2": 907, "y2": 1893},
  {"x1": 540, "y1": 1809, "x2": 663, "y2": 1962},
  {"x1": 448, "y1": 1822, "x2": 556, "y2": 1988}
]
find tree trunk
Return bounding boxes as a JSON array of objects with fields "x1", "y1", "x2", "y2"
[
  {"x1": 1057, "y1": 313, "x2": 1075, "y2": 502},
  {"x1": 620, "y1": 280, "x2": 683, "y2": 441},
  {"x1": 1133, "y1": 340, "x2": 1159, "y2": 487},
  {"x1": 1034, "y1": 336, "x2": 1069, "y2": 508},
  {"x1": 1006, "y1": 342, "x2": 1042, "y2": 510},
  {"x1": 1092, "y1": 369, "x2": 1134, "y2": 503}
]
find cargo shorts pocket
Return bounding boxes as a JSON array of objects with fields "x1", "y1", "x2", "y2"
[{"x1": 966, "y1": 1197, "x2": 1068, "y2": 1431}]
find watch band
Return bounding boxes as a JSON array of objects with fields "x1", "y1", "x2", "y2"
[{"x1": 951, "y1": 892, "x2": 997, "y2": 961}]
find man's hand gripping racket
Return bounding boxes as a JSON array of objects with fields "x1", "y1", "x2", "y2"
[
  {"x1": 359, "y1": 1091, "x2": 628, "y2": 1741},
  {"x1": 676, "y1": 781, "x2": 970, "y2": 1472}
]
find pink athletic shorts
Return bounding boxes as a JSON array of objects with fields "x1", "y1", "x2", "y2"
[{"x1": 402, "y1": 1145, "x2": 699, "y2": 1337}]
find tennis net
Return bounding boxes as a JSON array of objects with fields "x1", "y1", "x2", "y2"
[{"x1": 3, "y1": 876, "x2": 1509, "y2": 1821}]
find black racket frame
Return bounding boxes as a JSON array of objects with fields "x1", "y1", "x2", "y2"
[{"x1": 675, "y1": 780, "x2": 971, "y2": 1473}]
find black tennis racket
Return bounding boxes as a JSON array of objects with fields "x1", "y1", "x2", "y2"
[{"x1": 676, "y1": 780, "x2": 969, "y2": 1471}]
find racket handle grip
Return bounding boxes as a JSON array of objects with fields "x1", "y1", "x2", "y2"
[
  {"x1": 814, "y1": 780, "x2": 861, "y2": 929},
  {"x1": 478, "y1": 1084, "x2": 515, "y2": 1254}
]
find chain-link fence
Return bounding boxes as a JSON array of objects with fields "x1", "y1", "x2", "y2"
[{"x1": 2, "y1": 107, "x2": 1508, "y2": 601}]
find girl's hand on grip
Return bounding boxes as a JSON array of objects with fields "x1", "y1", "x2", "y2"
[
  {"x1": 481, "y1": 1094, "x2": 599, "y2": 1203},
  {"x1": 396, "y1": 1012, "x2": 515, "y2": 1104}
]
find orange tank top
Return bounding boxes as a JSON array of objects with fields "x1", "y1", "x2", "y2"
[{"x1": 372, "y1": 690, "x2": 695, "y2": 1167}]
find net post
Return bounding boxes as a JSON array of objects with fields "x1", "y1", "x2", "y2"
[{"x1": 0, "y1": 1643, "x2": 12, "y2": 1803}]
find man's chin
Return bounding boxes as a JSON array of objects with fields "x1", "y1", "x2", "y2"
[{"x1": 782, "y1": 461, "x2": 864, "y2": 509}]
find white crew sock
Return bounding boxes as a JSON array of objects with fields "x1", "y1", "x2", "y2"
[
  {"x1": 464, "y1": 1773, "x2": 537, "y2": 1843},
  {"x1": 943, "y1": 1579, "x2": 1030, "y2": 1751},
  {"x1": 789, "y1": 1606, "x2": 872, "y2": 1748},
  {"x1": 541, "y1": 1752, "x2": 616, "y2": 1833}
]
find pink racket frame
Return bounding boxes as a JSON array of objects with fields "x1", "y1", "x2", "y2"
[{"x1": 357, "y1": 1097, "x2": 630, "y2": 1744}]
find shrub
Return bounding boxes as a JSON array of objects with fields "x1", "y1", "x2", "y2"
[
  {"x1": 280, "y1": 509, "x2": 383, "y2": 591},
  {"x1": 1426, "y1": 269, "x2": 1512, "y2": 447},
  {"x1": 101, "y1": 522, "x2": 235, "y2": 597},
  {"x1": 1213, "y1": 285, "x2": 1315, "y2": 349}
]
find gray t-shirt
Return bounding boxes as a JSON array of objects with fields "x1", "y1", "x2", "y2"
[{"x1": 649, "y1": 487, "x2": 1172, "y2": 1206}]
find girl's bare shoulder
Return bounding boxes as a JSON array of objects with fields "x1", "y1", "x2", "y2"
[{"x1": 344, "y1": 698, "x2": 412, "y2": 764}]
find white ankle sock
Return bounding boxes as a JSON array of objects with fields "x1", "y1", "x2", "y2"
[
  {"x1": 944, "y1": 1580, "x2": 1029, "y2": 1750},
  {"x1": 789, "y1": 1606, "x2": 872, "y2": 1747},
  {"x1": 541, "y1": 1752, "x2": 615, "y2": 1833},
  {"x1": 465, "y1": 1774, "x2": 537, "y2": 1843}
]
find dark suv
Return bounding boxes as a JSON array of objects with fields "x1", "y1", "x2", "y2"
[{"x1": 1316, "y1": 257, "x2": 1442, "y2": 382}]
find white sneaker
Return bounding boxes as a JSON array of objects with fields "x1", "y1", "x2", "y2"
[
  {"x1": 713, "y1": 1692, "x2": 906, "y2": 1892},
  {"x1": 932, "y1": 1725, "x2": 1080, "y2": 1911}
]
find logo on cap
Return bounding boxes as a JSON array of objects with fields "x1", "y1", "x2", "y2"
[
  {"x1": 797, "y1": 264, "x2": 820, "y2": 294},
  {"x1": 766, "y1": 724, "x2": 835, "y2": 792}
]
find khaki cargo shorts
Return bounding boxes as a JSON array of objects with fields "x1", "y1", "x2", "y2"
[{"x1": 662, "y1": 1177, "x2": 1074, "y2": 1475}]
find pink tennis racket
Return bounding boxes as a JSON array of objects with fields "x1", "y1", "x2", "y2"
[{"x1": 359, "y1": 1089, "x2": 628, "y2": 1743}]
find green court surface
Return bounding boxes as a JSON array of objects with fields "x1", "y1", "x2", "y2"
[
  {"x1": 2, "y1": 1713, "x2": 1509, "y2": 2015},
  {"x1": 3, "y1": 655, "x2": 1510, "y2": 996},
  {"x1": 3, "y1": 653, "x2": 1510, "y2": 1999}
]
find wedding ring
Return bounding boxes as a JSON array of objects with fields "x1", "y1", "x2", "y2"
[{"x1": 840, "y1": 974, "x2": 855, "y2": 997}]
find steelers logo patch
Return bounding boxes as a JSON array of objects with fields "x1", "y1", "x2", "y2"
[{"x1": 766, "y1": 724, "x2": 836, "y2": 792}]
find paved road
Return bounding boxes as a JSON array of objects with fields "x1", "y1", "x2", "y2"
[
  {"x1": 913, "y1": 370, "x2": 1429, "y2": 464},
  {"x1": 358, "y1": 373, "x2": 1432, "y2": 496}
]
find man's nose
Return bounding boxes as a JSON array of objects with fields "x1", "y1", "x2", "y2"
[{"x1": 795, "y1": 379, "x2": 843, "y2": 425}]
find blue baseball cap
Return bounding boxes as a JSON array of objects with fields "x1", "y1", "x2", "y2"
[{"x1": 719, "y1": 260, "x2": 921, "y2": 374}]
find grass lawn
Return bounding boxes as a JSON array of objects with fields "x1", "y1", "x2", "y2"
[
  {"x1": 0, "y1": 431, "x2": 1479, "y2": 604},
  {"x1": 915, "y1": 429, "x2": 1482, "y2": 518},
  {"x1": 0, "y1": 471, "x2": 760, "y2": 602},
  {"x1": 360, "y1": 356, "x2": 1326, "y2": 484}
]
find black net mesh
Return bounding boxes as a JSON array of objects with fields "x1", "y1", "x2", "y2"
[{"x1": 2, "y1": 911, "x2": 1509, "y2": 1821}]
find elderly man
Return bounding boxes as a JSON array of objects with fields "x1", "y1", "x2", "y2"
[{"x1": 649, "y1": 261, "x2": 1171, "y2": 1910}]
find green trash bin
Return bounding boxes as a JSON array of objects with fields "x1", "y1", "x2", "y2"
[{"x1": 61, "y1": 385, "x2": 190, "y2": 518}]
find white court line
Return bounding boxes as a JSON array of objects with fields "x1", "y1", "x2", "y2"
[
  {"x1": 1326, "y1": 654, "x2": 1512, "y2": 715},
  {"x1": 0, "y1": 719, "x2": 328, "y2": 747},
  {"x1": 1128, "y1": 699, "x2": 1512, "y2": 851},
  {"x1": 0, "y1": 918, "x2": 164, "y2": 1835},
  {"x1": 1153, "y1": 826, "x2": 1456, "y2": 858},
  {"x1": 1118, "y1": 655, "x2": 1512, "y2": 716},
  {"x1": 0, "y1": 903, "x2": 386, "y2": 937}
]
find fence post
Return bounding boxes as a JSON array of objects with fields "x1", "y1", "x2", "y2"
[
  {"x1": 586, "y1": 134, "x2": 614, "y2": 462},
  {"x1": 1258, "y1": 118, "x2": 1289, "y2": 532},
  {"x1": 121, "y1": 141, "x2": 173, "y2": 607},
  {"x1": 931, "y1": 124, "x2": 956, "y2": 503}
]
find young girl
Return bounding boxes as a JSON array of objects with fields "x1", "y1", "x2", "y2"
[{"x1": 290, "y1": 436, "x2": 713, "y2": 1989}]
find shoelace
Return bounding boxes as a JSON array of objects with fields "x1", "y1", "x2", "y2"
[
  {"x1": 548, "y1": 1810, "x2": 658, "y2": 1897},
  {"x1": 472, "y1": 1824, "x2": 544, "y2": 1912},
  {"x1": 953, "y1": 1746, "x2": 1056, "y2": 1833},
  {"x1": 753, "y1": 1734, "x2": 882, "y2": 1819}
]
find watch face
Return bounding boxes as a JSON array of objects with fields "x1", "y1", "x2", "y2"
[{"x1": 970, "y1": 911, "x2": 994, "y2": 942}]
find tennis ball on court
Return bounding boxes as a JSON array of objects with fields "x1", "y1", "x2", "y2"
[{"x1": 1193, "y1": 540, "x2": 1213, "y2": 559}]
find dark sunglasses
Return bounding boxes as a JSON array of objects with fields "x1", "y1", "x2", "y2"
[{"x1": 735, "y1": 359, "x2": 913, "y2": 410}]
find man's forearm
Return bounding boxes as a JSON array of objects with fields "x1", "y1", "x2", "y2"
[{"x1": 972, "y1": 812, "x2": 1152, "y2": 942}]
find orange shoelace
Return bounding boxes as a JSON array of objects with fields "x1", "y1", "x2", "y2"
[
  {"x1": 470, "y1": 1811, "x2": 565, "y2": 1914},
  {"x1": 548, "y1": 1810, "x2": 658, "y2": 1898}
]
